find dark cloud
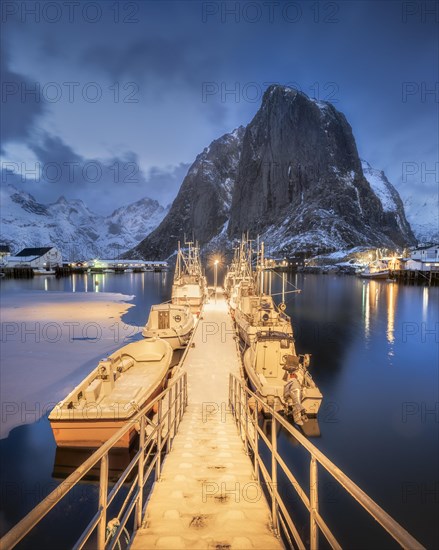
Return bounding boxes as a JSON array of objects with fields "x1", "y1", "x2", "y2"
[
  {"x1": 2, "y1": 132, "x2": 188, "y2": 213},
  {"x1": 0, "y1": 50, "x2": 46, "y2": 150},
  {"x1": 0, "y1": 0, "x2": 436, "y2": 215}
]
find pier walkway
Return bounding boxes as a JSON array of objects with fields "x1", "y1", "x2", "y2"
[{"x1": 131, "y1": 291, "x2": 282, "y2": 549}]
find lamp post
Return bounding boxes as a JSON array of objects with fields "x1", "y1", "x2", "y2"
[{"x1": 214, "y1": 259, "x2": 219, "y2": 303}]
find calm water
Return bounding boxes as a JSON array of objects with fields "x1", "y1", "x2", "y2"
[{"x1": 0, "y1": 272, "x2": 437, "y2": 548}]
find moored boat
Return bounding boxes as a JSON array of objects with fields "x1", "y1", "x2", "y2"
[
  {"x1": 359, "y1": 268, "x2": 389, "y2": 279},
  {"x1": 49, "y1": 338, "x2": 173, "y2": 448},
  {"x1": 171, "y1": 241, "x2": 207, "y2": 314},
  {"x1": 243, "y1": 330, "x2": 322, "y2": 424},
  {"x1": 142, "y1": 303, "x2": 194, "y2": 350},
  {"x1": 357, "y1": 260, "x2": 389, "y2": 279},
  {"x1": 34, "y1": 268, "x2": 56, "y2": 275},
  {"x1": 235, "y1": 289, "x2": 292, "y2": 346}
]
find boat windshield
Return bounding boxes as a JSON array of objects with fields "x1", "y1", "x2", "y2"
[{"x1": 256, "y1": 331, "x2": 294, "y2": 343}]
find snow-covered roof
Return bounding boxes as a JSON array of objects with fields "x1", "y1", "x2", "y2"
[{"x1": 16, "y1": 247, "x2": 53, "y2": 257}]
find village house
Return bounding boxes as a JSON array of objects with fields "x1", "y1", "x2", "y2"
[
  {"x1": 407, "y1": 244, "x2": 439, "y2": 271},
  {"x1": 5, "y1": 247, "x2": 63, "y2": 270}
]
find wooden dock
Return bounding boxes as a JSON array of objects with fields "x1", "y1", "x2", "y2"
[
  {"x1": 390, "y1": 269, "x2": 439, "y2": 286},
  {"x1": 131, "y1": 291, "x2": 282, "y2": 549}
]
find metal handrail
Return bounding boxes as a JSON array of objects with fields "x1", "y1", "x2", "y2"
[
  {"x1": 229, "y1": 373, "x2": 425, "y2": 550},
  {"x1": 1, "y1": 371, "x2": 188, "y2": 550}
]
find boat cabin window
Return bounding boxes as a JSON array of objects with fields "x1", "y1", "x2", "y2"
[{"x1": 280, "y1": 339, "x2": 290, "y2": 349}]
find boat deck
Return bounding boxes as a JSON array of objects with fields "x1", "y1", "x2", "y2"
[{"x1": 131, "y1": 292, "x2": 283, "y2": 549}]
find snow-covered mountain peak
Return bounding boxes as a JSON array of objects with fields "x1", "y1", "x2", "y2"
[{"x1": 0, "y1": 186, "x2": 168, "y2": 259}]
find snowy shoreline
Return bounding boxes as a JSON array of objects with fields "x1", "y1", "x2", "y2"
[{"x1": 0, "y1": 291, "x2": 142, "y2": 439}]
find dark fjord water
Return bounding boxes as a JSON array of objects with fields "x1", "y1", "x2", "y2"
[{"x1": 0, "y1": 272, "x2": 437, "y2": 548}]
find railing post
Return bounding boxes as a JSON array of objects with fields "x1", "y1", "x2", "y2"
[
  {"x1": 156, "y1": 399, "x2": 162, "y2": 481},
  {"x1": 271, "y1": 417, "x2": 279, "y2": 535},
  {"x1": 253, "y1": 400, "x2": 259, "y2": 481},
  {"x1": 166, "y1": 387, "x2": 172, "y2": 453},
  {"x1": 179, "y1": 377, "x2": 184, "y2": 422},
  {"x1": 174, "y1": 381, "x2": 178, "y2": 438},
  {"x1": 97, "y1": 453, "x2": 109, "y2": 550},
  {"x1": 310, "y1": 456, "x2": 319, "y2": 550},
  {"x1": 233, "y1": 378, "x2": 239, "y2": 422},
  {"x1": 243, "y1": 389, "x2": 248, "y2": 451},
  {"x1": 229, "y1": 374, "x2": 233, "y2": 413},
  {"x1": 136, "y1": 414, "x2": 146, "y2": 529}
]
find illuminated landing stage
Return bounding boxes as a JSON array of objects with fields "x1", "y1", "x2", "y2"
[
  {"x1": 131, "y1": 294, "x2": 282, "y2": 550},
  {"x1": 1, "y1": 292, "x2": 425, "y2": 550}
]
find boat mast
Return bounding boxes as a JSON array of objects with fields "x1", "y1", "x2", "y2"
[{"x1": 282, "y1": 271, "x2": 285, "y2": 304}]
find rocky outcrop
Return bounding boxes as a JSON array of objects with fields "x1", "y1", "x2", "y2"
[{"x1": 228, "y1": 86, "x2": 415, "y2": 253}]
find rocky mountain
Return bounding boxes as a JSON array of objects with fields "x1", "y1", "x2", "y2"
[
  {"x1": 132, "y1": 85, "x2": 416, "y2": 259},
  {"x1": 0, "y1": 185, "x2": 168, "y2": 260}
]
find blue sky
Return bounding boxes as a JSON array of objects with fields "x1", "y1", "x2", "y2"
[{"x1": 1, "y1": 0, "x2": 437, "y2": 214}]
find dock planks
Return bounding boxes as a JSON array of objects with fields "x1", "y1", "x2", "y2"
[{"x1": 131, "y1": 291, "x2": 283, "y2": 549}]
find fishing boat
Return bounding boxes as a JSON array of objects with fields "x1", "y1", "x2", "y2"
[
  {"x1": 226, "y1": 239, "x2": 255, "y2": 313},
  {"x1": 49, "y1": 338, "x2": 173, "y2": 448},
  {"x1": 142, "y1": 303, "x2": 194, "y2": 350},
  {"x1": 243, "y1": 330, "x2": 322, "y2": 424},
  {"x1": 232, "y1": 240, "x2": 293, "y2": 345},
  {"x1": 171, "y1": 241, "x2": 207, "y2": 314},
  {"x1": 357, "y1": 260, "x2": 389, "y2": 279},
  {"x1": 235, "y1": 290, "x2": 293, "y2": 346}
]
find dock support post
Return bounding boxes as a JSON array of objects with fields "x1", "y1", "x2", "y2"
[
  {"x1": 271, "y1": 417, "x2": 279, "y2": 535},
  {"x1": 97, "y1": 453, "x2": 109, "y2": 550},
  {"x1": 310, "y1": 456, "x2": 319, "y2": 550},
  {"x1": 136, "y1": 415, "x2": 146, "y2": 529}
]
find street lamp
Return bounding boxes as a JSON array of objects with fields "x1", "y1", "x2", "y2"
[{"x1": 214, "y1": 259, "x2": 219, "y2": 303}]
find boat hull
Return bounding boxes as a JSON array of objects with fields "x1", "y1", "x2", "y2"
[
  {"x1": 49, "y1": 419, "x2": 136, "y2": 449},
  {"x1": 50, "y1": 379, "x2": 164, "y2": 448},
  {"x1": 142, "y1": 331, "x2": 192, "y2": 350},
  {"x1": 358, "y1": 269, "x2": 389, "y2": 279},
  {"x1": 49, "y1": 339, "x2": 172, "y2": 448},
  {"x1": 243, "y1": 347, "x2": 322, "y2": 416}
]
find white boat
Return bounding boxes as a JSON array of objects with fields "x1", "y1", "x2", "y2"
[
  {"x1": 103, "y1": 268, "x2": 115, "y2": 273},
  {"x1": 171, "y1": 242, "x2": 207, "y2": 314},
  {"x1": 357, "y1": 260, "x2": 389, "y2": 279},
  {"x1": 359, "y1": 268, "x2": 389, "y2": 279},
  {"x1": 49, "y1": 338, "x2": 173, "y2": 448},
  {"x1": 235, "y1": 289, "x2": 293, "y2": 346},
  {"x1": 229, "y1": 239, "x2": 293, "y2": 345},
  {"x1": 142, "y1": 303, "x2": 194, "y2": 350},
  {"x1": 243, "y1": 330, "x2": 322, "y2": 424},
  {"x1": 226, "y1": 240, "x2": 254, "y2": 313},
  {"x1": 34, "y1": 269, "x2": 56, "y2": 275}
]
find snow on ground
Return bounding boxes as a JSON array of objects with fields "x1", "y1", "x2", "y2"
[{"x1": 0, "y1": 291, "x2": 142, "y2": 438}]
